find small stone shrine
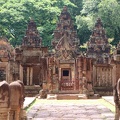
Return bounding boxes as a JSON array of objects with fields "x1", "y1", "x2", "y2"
[
  {"x1": 87, "y1": 18, "x2": 113, "y2": 95},
  {"x1": 15, "y1": 19, "x2": 48, "y2": 96},
  {"x1": 45, "y1": 6, "x2": 94, "y2": 97}
]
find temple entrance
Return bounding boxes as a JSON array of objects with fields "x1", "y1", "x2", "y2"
[
  {"x1": 62, "y1": 69, "x2": 70, "y2": 80},
  {"x1": 23, "y1": 66, "x2": 43, "y2": 86},
  {"x1": 60, "y1": 68, "x2": 75, "y2": 90},
  {"x1": 33, "y1": 66, "x2": 41, "y2": 85}
]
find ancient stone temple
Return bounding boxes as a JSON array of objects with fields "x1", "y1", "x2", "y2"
[
  {"x1": 0, "y1": 37, "x2": 15, "y2": 83},
  {"x1": 0, "y1": 6, "x2": 118, "y2": 97},
  {"x1": 45, "y1": 6, "x2": 94, "y2": 97},
  {"x1": 15, "y1": 19, "x2": 48, "y2": 96},
  {"x1": 87, "y1": 18, "x2": 113, "y2": 95}
]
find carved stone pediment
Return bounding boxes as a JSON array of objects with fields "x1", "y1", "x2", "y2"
[
  {"x1": 52, "y1": 6, "x2": 80, "y2": 52},
  {"x1": 55, "y1": 32, "x2": 76, "y2": 60}
]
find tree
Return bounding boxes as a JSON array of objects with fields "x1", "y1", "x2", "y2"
[
  {"x1": 0, "y1": 0, "x2": 75, "y2": 47},
  {"x1": 76, "y1": 0, "x2": 120, "y2": 46},
  {"x1": 98, "y1": 0, "x2": 120, "y2": 45},
  {"x1": 76, "y1": 16, "x2": 92, "y2": 44}
]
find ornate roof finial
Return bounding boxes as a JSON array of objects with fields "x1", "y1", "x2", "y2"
[
  {"x1": 95, "y1": 18, "x2": 103, "y2": 27},
  {"x1": 63, "y1": 6, "x2": 67, "y2": 11}
]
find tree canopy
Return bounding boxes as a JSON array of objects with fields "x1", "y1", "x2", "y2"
[
  {"x1": 76, "y1": 0, "x2": 120, "y2": 45},
  {"x1": 0, "y1": 0, "x2": 75, "y2": 46},
  {"x1": 0, "y1": 0, "x2": 120, "y2": 47}
]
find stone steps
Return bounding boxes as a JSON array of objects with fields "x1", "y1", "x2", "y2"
[
  {"x1": 58, "y1": 90, "x2": 79, "y2": 94},
  {"x1": 47, "y1": 94, "x2": 87, "y2": 100},
  {"x1": 57, "y1": 94, "x2": 87, "y2": 100},
  {"x1": 25, "y1": 86, "x2": 41, "y2": 97}
]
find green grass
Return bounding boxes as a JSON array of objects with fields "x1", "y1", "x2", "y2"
[
  {"x1": 25, "y1": 99, "x2": 37, "y2": 112},
  {"x1": 98, "y1": 99, "x2": 115, "y2": 113}
]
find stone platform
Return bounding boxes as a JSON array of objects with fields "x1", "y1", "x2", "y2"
[
  {"x1": 47, "y1": 94, "x2": 100, "y2": 100},
  {"x1": 25, "y1": 86, "x2": 41, "y2": 97},
  {"x1": 27, "y1": 98, "x2": 115, "y2": 120}
]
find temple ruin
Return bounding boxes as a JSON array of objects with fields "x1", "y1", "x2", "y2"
[{"x1": 0, "y1": 6, "x2": 119, "y2": 97}]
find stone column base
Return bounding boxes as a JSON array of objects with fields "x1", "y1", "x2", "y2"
[{"x1": 0, "y1": 108, "x2": 9, "y2": 120}]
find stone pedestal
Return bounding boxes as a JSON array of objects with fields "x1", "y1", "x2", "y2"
[
  {"x1": 9, "y1": 106, "x2": 20, "y2": 120},
  {"x1": 0, "y1": 108, "x2": 9, "y2": 120},
  {"x1": 0, "y1": 81, "x2": 10, "y2": 120},
  {"x1": 9, "y1": 81, "x2": 24, "y2": 120},
  {"x1": 20, "y1": 109, "x2": 27, "y2": 120}
]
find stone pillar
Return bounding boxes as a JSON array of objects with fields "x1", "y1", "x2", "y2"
[
  {"x1": 0, "y1": 108, "x2": 10, "y2": 120},
  {"x1": 5, "y1": 62, "x2": 9, "y2": 83},
  {"x1": 98, "y1": 67, "x2": 101, "y2": 86},
  {"x1": 30, "y1": 67, "x2": 33, "y2": 85},
  {"x1": 83, "y1": 58, "x2": 86, "y2": 71},
  {"x1": 9, "y1": 61, "x2": 14, "y2": 83},
  {"x1": 93, "y1": 65, "x2": 96, "y2": 87},
  {"x1": 27, "y1": 67, "x2": 30, "y2": 85},
  {"x1": 59, "y1": 68, "x2": 61, "y2": 82},
  {"x1": 78, "y1": 58, "x2": 83, "y2": 93},
  {"x1": 100, "y1": 67, "x2": 102, "y2": 86},
  {"x1": 109, "y1": 68, "x2": 112, "y2": 86},
  {"x1": 58, "y1": 68, "x2": 61, "y2": 90},
  {"x1": 9, "y1": 109, "x2": 20, "y2": 120},
  {"x1": 112, "y1": 65, "x2": 117, "y2": 87},
  {"x1": 6, "y1": 62, "x2": 9, "y2": 82},
  {"x1": 3, "y1": 62, "x2": 11, "y2": 83},
  {"x1": 20, "y1": 65, "x2": 23, "y2": 82}
]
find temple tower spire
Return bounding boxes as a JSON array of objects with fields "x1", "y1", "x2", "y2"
[
  {"x1": 86, "y1": 18, "x2": 111, "y2": 64},
  {"x1": 52, "y1": 6, "x2": 80, "y2": 59},
  {"x1": 22, "y1": 19, "x2": 42, "y2": 47},
  {"x1": 52, "y1": 6, "x2": 80, "y2": 50}
]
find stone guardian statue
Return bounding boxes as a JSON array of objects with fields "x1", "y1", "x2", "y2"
[
  {"x1": 0, "y1": 81, "x2": 10, "y2": 120},
  {"x1": 114, "y1": 78, "x2": 120, "y2": 120}
]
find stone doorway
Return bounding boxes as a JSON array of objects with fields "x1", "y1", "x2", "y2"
[
  {"x1": 62, "y1": 69, "x2": 71, "y2": 81},
  {"x1": 60, "y1": 68, "x2": 75, "y2": 90},
  {"x1": 33, "y1": 66, "x2": 41, "y2": 85}
]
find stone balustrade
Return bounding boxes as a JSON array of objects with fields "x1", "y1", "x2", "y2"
[{"x1": 0, "y1": 80, "x2": 27, "y2": 120}]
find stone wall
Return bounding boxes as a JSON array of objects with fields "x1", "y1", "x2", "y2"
[{"x1": 93, "y1": 64, "x2": 113, "y2": 95}]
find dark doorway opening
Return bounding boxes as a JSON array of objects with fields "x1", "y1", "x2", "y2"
[{"x1": 63, "y1": 70, "x2": 69, "y2": 76}]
